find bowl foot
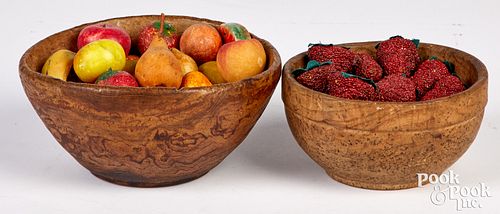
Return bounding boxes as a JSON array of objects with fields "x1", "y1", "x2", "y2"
[
  {"x1": 91, "y1": 171, "x2": 209, "y2": 188},
  {"x1": 325, "y1": 170, "x2": 428, "y2": 190}
]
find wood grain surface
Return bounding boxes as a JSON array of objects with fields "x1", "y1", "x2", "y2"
[
  {"x1": 282, "y1": 42, "x2": 488, "y2": 190},
  {"x1": 19, "y1": 15, "x2": 281, "y2": 187}
]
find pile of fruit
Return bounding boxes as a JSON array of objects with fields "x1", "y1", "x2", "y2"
[
  {"x1": 294, "y1": 36, "x2": 466, "y2": 101},
  {"x1": 41, "y1": 14, "x2": 267, "y2": 88}
]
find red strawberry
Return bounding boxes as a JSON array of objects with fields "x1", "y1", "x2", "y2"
[
  {"x1": 377, "y1": 74, "x2": 416, "y2": 102},
  {"x1": 296, "y1": 65, "x2": 335, "y2": 93},
  {"x1": 353, "y1": 53, "x2": 383, "y2": 82},
  {"x1": 326, "y1": 72, "x2": 376, "y2": 100},
  {"x1": 95, "y1": 70, "x2": 139, "y2": 87},
  {"x1": 421, "y1": 75, "x2": 464, "y2": 101},
  {"x1": 411, "y1": 59, "x2": 450, "y2": 96},
  {"x1": 376, "y1": 36, "x2": 420, "y2": 76},
  {"x1": 307, "y1": 44, "x2": 355, "y2": 72},
  {"x1": 138, "y1": 20, "x2": 179, "y2": 54}
]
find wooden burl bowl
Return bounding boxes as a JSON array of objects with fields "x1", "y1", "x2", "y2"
[
  {"x1": 282, "y1": 42, "x2": 487, "y2": 190},
  {"x1": 19, "y1": 15, "x2": 281, "y2": 187}
]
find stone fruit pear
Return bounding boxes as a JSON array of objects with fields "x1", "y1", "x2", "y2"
[
  {"x1": 135, "y1": 14, "x2": 182, "y2": 88},
  {"x1": 171, "y1": 48, "x2": 198, "y2": 76},
  {"x1": 42, "y1": 49, "x2": 75, "y2": 81}
]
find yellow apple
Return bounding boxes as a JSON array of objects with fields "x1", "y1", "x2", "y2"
[{"x1": 73, "y1": 39, "x2": 126, "y2": 83}]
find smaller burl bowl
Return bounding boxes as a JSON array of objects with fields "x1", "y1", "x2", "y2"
[
  {"x1": 282, "y1": 42, "x2": 487, "y2": 190},
  {"x1": 19, "y1": 15, "x2": 281, "y2": 187}
]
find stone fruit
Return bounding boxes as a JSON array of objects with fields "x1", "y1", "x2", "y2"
[
  {"x1": 73, "y1": 39, "x2": 126, "y2": 83},
  {"x1": 217, "y1": 23, "x2": 251, "y2": 43},
  {"x1": 171, "y1": 48, "x2": 198, "y2": 76},
  {"x1": 180, "y1": 24, "x2": 222, "y2": 64},
  {"x1": 123, "y1": 55, "x2": 139, "y2": 75},
  {"x1": 199, "y1": 61, "x2": 226, "y2": 84},
  {"x1": 181, "y1": 71, "x2": 212, "y2": 88},
  {"x1": 95, "y1": 70, "x2": 139, "y2": 87},
  {"x1": 135, "y1": 14, "x2": 183, "y2": 88},
  {"x1": 77, "y1": 23, "x2": 131, "y2": 55},
  {"x1": 216, "y1": 39, "x2": 266, "y2": 82},
  {"x1": 41, "y1": 49, "x2": 75, "y2": 81},
  {"x1": 137, "y1": 16, "x2": 179, "y2": 54}
]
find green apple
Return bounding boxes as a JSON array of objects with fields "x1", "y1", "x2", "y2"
[{"x1": 74, "y1": 39, "x2": 126, "y2": 82}]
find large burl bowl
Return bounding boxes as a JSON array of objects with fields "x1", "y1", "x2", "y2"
[
  {"x1": 282, "y1": 42, "x2": 487, "y2": 190},
  {"x1": 19, "y1": 15, "x2": 281, "y2": 187}
]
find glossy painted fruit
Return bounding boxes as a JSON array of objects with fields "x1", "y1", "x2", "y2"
[
  {"x1": 216, "y1": 39, "x2": 266, "y2": 82},
  {"x1": 77, "y1": 24, "x2": 131, "y2": 55},
  {"x1": 95, "y1": 70, "x2": 139, "y2": 87},
  {"x1": 171, "y1": 48, "x2": 198, "y2": 76},
  {"x1": 137, "y1": 19, "x2": 179, "y2": 54},
  {"x1": 217, "y1": 23, "x2": 251, "y2": 43},
  {"x1": 181, "y1": 71, "x2": 212, "y2": 88},
  {"x1": 199, "y1": 61, "x2": 226, "y2": 84},
  {"x1": 73, "y1": 39, "x2": 126, "y2": 83},
  {"x1": 41, "y1": 49, "x2": 75, "y2": 81},
  {"x1": 180, "y1": 24, "x2": 222, "y2": 64},
  {"x1": 135, "y1": 14, "x2": 183, "y2": 88}
]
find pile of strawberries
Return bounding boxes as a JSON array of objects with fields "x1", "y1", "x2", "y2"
[{"x1": 294, "y1": 36, "x2": 465, "y2": 102}]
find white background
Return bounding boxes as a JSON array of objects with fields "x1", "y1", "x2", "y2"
[{"x1": 1, "y1": 0, "x2": 498, "y2": 213}]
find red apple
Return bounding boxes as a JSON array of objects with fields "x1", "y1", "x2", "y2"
[
  {"x1": 216, "y1": 39, "x2": 266, "y2": 82},
  {"x1": 77, "y1": 24, "x2": 131, "y2": 55},
  {"x1": 137, "y1": 20, "x2": 179, "y2": 54},
  {"x1": 95, "y1": 70, "x2": 138, "y2": 87},
  {"x1": 180, "y1": 24, "x2": 222, "y2": 65}
]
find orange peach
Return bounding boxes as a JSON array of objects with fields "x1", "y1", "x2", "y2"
[
  {"x1": 180, "y1": 24, "x2": 222, "y2": 65},
  {"x1": 216, "y1": 39, "x2": 266, "y2": 82}
]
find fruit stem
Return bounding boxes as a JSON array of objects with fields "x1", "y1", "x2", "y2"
[{"x1": 160, "y1": 13, "x2": 165, "y2": 35}]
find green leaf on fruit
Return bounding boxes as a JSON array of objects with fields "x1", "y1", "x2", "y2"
[
  {"x1": 153, "y1": 21, "x2": 176, "y2": 36},
  {"x1": 443, "y1": 60, "x2": 456, "y2": 75},
  {"x1": 95, "y1": 69, "x2": 117, "y2": 83},
  {"x1": 411, "y1": 39, "x2": 420, "y2": 48},
  {"x1": 429, "y1": 56, "x2": 438, "y2": 60},
  {"x1": 292, "y1": 60, "x2": 332, "y2": 77},
  {"x1": 341, "y1": 72, "x2": 377, "y2": 89}
]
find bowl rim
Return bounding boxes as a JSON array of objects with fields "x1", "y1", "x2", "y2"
[
  {"x1": 283, "y1": 41, "x2": 488, "y2": 106},
  {"x1": 19, "y1": 14, "x2": 282, "y2": 96}
]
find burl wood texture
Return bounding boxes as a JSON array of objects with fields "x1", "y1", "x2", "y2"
[
  {"x1": 19, "y1": 15, "x2": 281, "y2": 187},
  {"x1": 282, "y1": 42, "x2": 488, "y2": 190}
]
